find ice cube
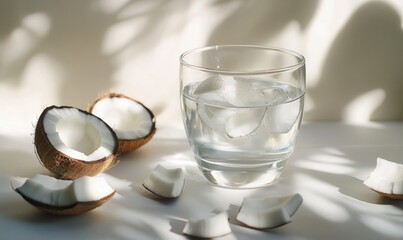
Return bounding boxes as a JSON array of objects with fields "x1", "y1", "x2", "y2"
[
  {"x1": 225, "y1": 107, "x2": 266, "y2": 138},
  {"x1": 195, "y1": 75, "x2": 265, "y2": 107},
  {"x1": 263, "y1": 87, "x2": 289, "y2": 105},
  {"x1": 267, "y1": 99, "x2": 301, "y2": 134},
  {"x1": 194, "y1": 75, "x2": 229, "y2": 95},
  {"x1": 260, "y1": 83, "x2": 302, "y2": 134},
  {"x1": 197, "y1": 102, "x2": 236, "y2": 132},
  {"x1": 222, "y1": 76, "x2": 266, "y2": 107},
  {"x1": 194, "y1": 76, "x2": 266, "y2": 133}
]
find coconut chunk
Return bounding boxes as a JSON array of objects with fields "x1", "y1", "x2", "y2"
[
  {"x1": 88, "y1": 93, "x2": 156, "y2": 154},
  {"x1": 236, "y1": 193, "x2": 303, "y2": 229},
  {"x1": 142, "y1": 164, "x2": 185, "y2": 198},
  {"x1": 12, "y1": 174, "x2": 115, "y2": 215},
  {"x1": 73, "y1": 176, "x2": 115, "y2": 202},
  {"x1": 35, "y1": 106, "x2": 119, "y2": 179},
  {"x1": 364, "y1": 158, "x2": 403, "y2": 198},
  {"x1": 183, "y1": 211, "x2": 231, "y2": 238}
]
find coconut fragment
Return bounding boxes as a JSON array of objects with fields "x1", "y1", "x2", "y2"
[
  {"x1": 236, "y1": 193, "x2": 303, "y2": 229},
  {"x1": 12, "y1": 174, "x2": 115, "y2": 215},
  {"x1": 35, "y1": 106, "x2": 119, "y2": 179},
  {"x1": 88, "y1": 93, "x2": 156, "y2": 154},
  {"x1": 364, "y1": 157, "x2": 403, "y2": 199},
  {"x1": 183, "y1": 211, "x2": 231, "y2": 238},
  {"x1": 142, "y1": 164, "x2": 185, "y2": 198}
]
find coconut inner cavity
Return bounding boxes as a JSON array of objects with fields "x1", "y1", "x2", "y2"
[
  {"x1": 91, "y1": 97, "x2": 153, "y2": 139},
  {"x1": 57, "y1": 117, "x2": 101, "y2": 155},
  {"x1": 43, "y1": 107, "x2": 116, "y2": 161}
]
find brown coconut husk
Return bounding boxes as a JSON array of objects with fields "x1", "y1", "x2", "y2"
[
  {"x1": 372, "y1": 189, "x2": 403, "y2": 200},
  {"x1": 15, "y1": 188, "x2": 115, "y2": 215},
  {"x1": 88, "y1": 92, "x2": 156, "y2": 155},
  {"x1": 34, "y1": 106, "x2": 119, "y2": 180}
]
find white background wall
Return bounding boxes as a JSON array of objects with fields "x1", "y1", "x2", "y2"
[{"x1": 1, "y1": 0, "x2": 403, "y2": 136}]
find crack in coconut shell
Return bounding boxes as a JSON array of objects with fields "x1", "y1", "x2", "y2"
[
  {"x1": 88, "y1": 92, "x2": 156, "y2": 155},
  {"x1": 34, "y1": 106, "x2": 119, "y2": 180},
  {"x1": 15, "y1": 188, "x2": 115, "y2": 215}
]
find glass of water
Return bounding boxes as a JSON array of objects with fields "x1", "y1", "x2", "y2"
[{"x1": 180, "y1": 45, "x2": 305, "y2": 188}]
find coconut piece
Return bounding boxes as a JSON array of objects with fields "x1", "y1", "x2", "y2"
[
  {"x1": 364, "y1": 158, "x2": 403, "y2": 199},
  {"x1": 142, "y1": 164, "x2": 185, "y2": 198},
  {"x1": 183, "y1": 211, "x2": 231, "y2": 238},
  {"x1": 88, "y1": 92, "x2": 156, "y2": 154},
  {"x1": 35, "y1": 106, "x2": 119, "y2": 179},
  {"x1": 12, "y1": 174, "x2": 115, "y2": 215},
  {"x1": 236, "y1": 193, "x2": 303, "y2": 229}
]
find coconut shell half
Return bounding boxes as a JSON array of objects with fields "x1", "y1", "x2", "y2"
[
  {"x1": 34, "y1": 106, "x2": 119, "y2": 180},
  {"x1": 88, "y1": 92, "x2": 156, "y2": 155}
]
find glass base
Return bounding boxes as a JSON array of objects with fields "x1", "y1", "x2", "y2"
[{"x1": 196, "y1": 156, "x2": 287, "y2": 189}]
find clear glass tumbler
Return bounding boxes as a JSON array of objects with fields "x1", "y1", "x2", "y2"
[{"x1": 180, "y1": 45, "x2": 305, "y2": 188}]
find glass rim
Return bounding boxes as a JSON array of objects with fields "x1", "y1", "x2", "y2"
[{"x1": 180, "y1": 45, "x2": 305, "y2": 75}]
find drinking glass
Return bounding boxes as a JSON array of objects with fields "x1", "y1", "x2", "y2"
[{"x1": 180, "y1": 45, "x2": 305, "y2": 188}]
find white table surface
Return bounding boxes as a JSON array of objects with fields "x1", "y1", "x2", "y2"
[{"x1": 1, "y1": 122, "x2": 403, "y2": 240}]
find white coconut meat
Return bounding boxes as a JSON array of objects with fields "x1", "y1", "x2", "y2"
[
  {"x1": 364, "y1": 158, "x2": 403, "y2": 195},
  {"x1": 90, "y1": 97, "x2": 153, "y2": 140},
  {"x1": 183, "y1": 211, "x2": 231, "y2": 238},
  {"x1": 142, "y1": 164, "x2": 185, "y2": 198},
  {"x1": 13, "y1": 174, "x2": 115, "y2": 207},
  {"x1": 236, "y1": 193, "x2": 303, "y2": 229},
  {"x1": 43, "y1": 107, "x2": 117, "y2": 161}
]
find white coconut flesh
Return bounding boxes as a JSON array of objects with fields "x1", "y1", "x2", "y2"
[
  {"x1": 43, "y1": 107, "x2": 116, "y2": 161},
  {"x1": 364, "y1": 158, "x2": 403, "y2": 195},
  {"x1": 142, "y1": 164, "x2": 185, "y2": 198},
  {"x1": 90, "y1": 97, "x2": 153, "y2": 140},
  {"x1": 236, "y1": 193, "x2": 303, "y2": 229},
  {"x1": 183, "y1": 211, "x2": 231, "y2": 238},
  {"x1": 13, "y1": 174, "x2": 115, "y2": 207}
]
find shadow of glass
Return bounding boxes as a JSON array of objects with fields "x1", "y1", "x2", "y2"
[{"x1": 306, "y1": 1, "x2": 403, "y2": 121}]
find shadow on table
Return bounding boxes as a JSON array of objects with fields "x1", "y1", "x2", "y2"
[
  {"x1": 107, "y1": 137, "x2": 191, "y2": 181},
  {"x1": 0, "y1": 143, "x2": 46, "y2": 177},
  {"x1": 169, "y1": 218, "x2": 186, "y2": 238}
]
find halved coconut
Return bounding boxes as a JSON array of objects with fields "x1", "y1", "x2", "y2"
[
  {"x1": 236, "y1": 193, "x2": 303, "y2": 229},
  {"x1": 364, "y1": 157, "x2": 403, "y2": 199},
  {"x1": 35, "y1": 106, "x2": 119, "y2": 179},
  {"x1": 12, "y1": 174, "x2": 115, "y2": 215},
  {"x1": 142, "y1": 164, "x2": 185, "y2": 198},
  {"x1": 183, "y1": 211, "x2": 232, "y2": 238},
  {"x1": 88, "y1": 93, "x2": 156, "y2": 154}
]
